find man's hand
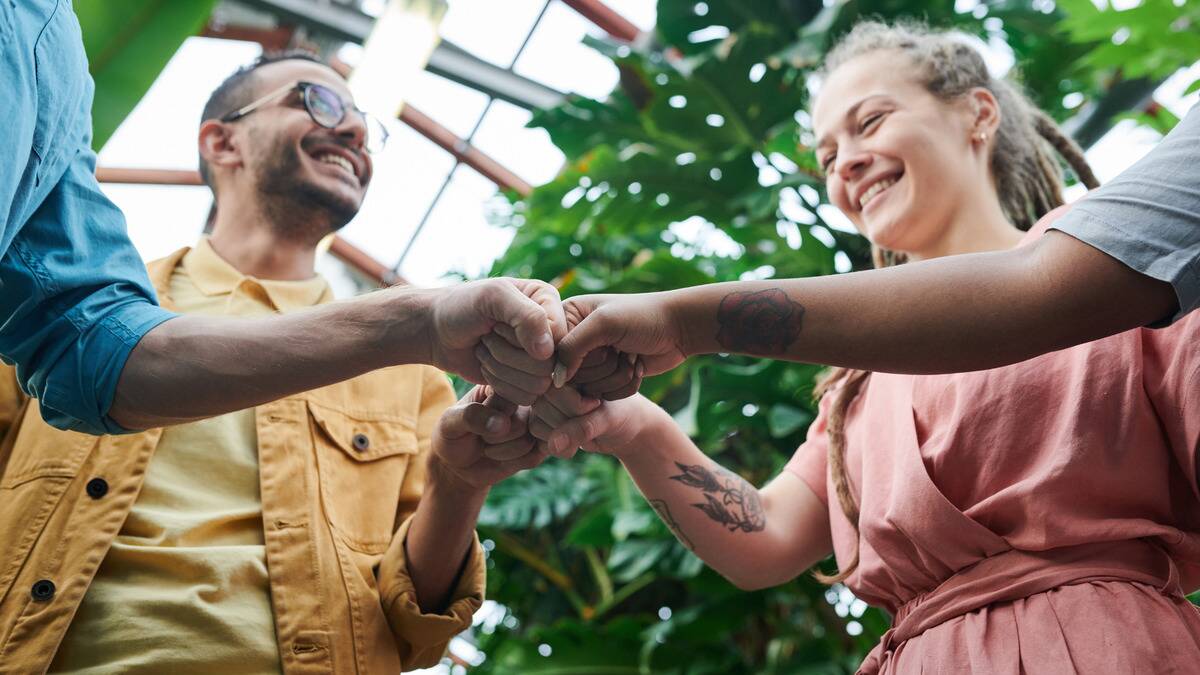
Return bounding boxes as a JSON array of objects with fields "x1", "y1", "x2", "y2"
[
  {"x1": 553, "y1": 293, "x2": 688, "y2": 387},
  {"x1": 427, "y1": 278, "x2": 567, "y2": 385},
  {"x1": 430, "y1": 385, "x2": 548, "y2": 492}
]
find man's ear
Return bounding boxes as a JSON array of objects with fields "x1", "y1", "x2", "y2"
[
  {"x1": 198, "y1": 119, "x2": 242, "y2": 175},
  {"x1": 966, "y1": 86, "x2": 1001, "y2": 140}
]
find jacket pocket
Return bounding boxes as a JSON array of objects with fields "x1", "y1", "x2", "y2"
[
  {"x1": 0, "y1": 400, "x2": 93, "y2": 612},
  {"x1": 307, "y1": 401, "x2": 418, "y2": 554}
]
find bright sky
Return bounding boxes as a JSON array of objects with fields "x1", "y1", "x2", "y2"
[{"x1": 98, "y1": 0, "x2": 1197, "y2": 303}]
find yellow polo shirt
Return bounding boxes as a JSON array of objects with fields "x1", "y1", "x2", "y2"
[{"x1": 50, "y1": 239, "x2": 331, "y2": 674}]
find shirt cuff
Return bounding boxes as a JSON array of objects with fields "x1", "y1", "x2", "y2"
[
  {"x1": 377, "y1": 514, "x2": 485, "y2": 667},
  {"x1": 39, "y1": 299, "x2": 176, "y2": 435}
]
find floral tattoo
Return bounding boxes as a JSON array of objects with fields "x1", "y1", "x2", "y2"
[
  {"x1": 715, "y1": 288, "x2": 805, "y2": 355},
  {"x1": 669, "y1": 462, "x2": 765, "y2": 533}
]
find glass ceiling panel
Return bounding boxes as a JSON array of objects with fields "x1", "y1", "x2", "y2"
[
  {"x1": 396, "y1": 166, "x2": 514, "y2": 285},
  {"x1": 470, "y1": 99, "x2": 565, "y2": 186},
  {"x1": 439, "y1": 0, "x2": 547, "y2": 68},
  {"x1": 512, "y1": 1, "x2": 620, "y2": 100},
  {"x1": 100, "y1": 36, "x2": 263, "y2": 168},
  {"x1": 101, "y1": 184, "x2": 212, "y2": 262},
  {"x1": 600, "y1": 0, "x2": 657, "y2": 31},
  {"x1": 339, "y1": 121, "x2": 458, "y2": 265},
  {"x1": 399, "y1": 69, "x2": 491, "y2": 138}
]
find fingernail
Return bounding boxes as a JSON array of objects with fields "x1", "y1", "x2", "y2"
[
  {"x1": 535, "y1": 334, "x2": 554, "y2": 358},
  {"x1": 552, "y1": 363, "x2": 567, "y2": 388},
  {"x1": 486, "y1": 416, "x2": 505, "y2": 434},
  {"x1": 635, "y1": 360, "x2": 645, "y2": 378}
]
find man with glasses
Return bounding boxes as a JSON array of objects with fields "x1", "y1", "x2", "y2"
[
  {"x1": 0, "y1": 1, "x2": 564, "y2": 440},
  {"x1": 0, "y1": 52, "x2": 553, "y2": 672}
]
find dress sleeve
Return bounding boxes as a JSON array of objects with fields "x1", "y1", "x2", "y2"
[
  {"x1": 784, "y1": 392, "x2": 835, "y2": 506},
  {"x1": 1141, "y1": 311, "x2": 1200, "y2": 496}
]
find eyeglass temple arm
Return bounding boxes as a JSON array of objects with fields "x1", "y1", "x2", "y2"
[{"x1": 219, "y1": 82, "x2": 300, "y2": 123}]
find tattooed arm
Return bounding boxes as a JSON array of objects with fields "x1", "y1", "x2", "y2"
[
  {"x1": 552, "y1": 231, "x2": 1175, "y2": 384},
  {"x1": 528, "y1": 388, "x2": 831, "y2": 590}
]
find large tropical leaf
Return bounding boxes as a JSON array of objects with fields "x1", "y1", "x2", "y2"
[{"x1": 76, "y1": 0, "x2": 219, "y2": 149}]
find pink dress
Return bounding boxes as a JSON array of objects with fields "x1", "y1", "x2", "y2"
[{"x1": 787, "y1": 227, "x2": 1200, "y2": 673}]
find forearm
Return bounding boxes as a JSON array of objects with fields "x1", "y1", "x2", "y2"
[
  {"x1": 671, "y1": 231, "x2": 1175, "y2": 374},
  {"x1": 404, "y1": 459, "x2": 488, "y2": 614},
  {"x1": 109, "y1": 287, "x2": 439, "y2": 429},
  {"x1": 616, "y1": 410, "x2": 814, "y2": 589}
]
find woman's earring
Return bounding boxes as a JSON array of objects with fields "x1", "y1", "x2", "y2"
[{"x1": 975, "y1": 131, "x2": 988, "y2": 144}]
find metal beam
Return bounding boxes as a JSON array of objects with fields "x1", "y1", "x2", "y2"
[
  {"x1": 234, "y1": 0, "x2": 565, "y2": 110},
  {"x1": 201, "y1": 23, "x2": 295, "y2": 51},
  {"x1": 95, "y1": 167, "x2": 400, "y2": 286},
  {"x1": 399, "y1": 104, "x2": 533, "y2": 196},
  {"x1": 425, "y1": 39, "x2": 563, "y2": 110},
  {"x1": 560, "y1": 0, "x2": 642, "y2": 43}
]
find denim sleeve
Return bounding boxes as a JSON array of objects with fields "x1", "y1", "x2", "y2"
[
  {"x1": 1050, "y1": 103, "x2": 1200, "y2": 325},
  {"x1": 0, "y1": 146, "x2": 176, "y2": 434}
]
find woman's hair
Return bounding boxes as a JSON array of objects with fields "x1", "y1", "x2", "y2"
[{"x1": 811, "y1": 21, "x2": 1099, "y2": 584}]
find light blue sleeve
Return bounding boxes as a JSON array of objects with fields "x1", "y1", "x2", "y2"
[
  {"x1": 0, "y1": 144, "x2": 176, "y2": 435},
  {"x1": 0, "y1": 0, "x2": 175, "y2": 434}
]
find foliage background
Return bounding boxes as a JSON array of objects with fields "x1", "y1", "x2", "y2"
[{"x1": 468, "y1": 1, "x2": 1200, "y2": 673}]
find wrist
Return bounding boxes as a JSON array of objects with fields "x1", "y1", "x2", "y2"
[
  {"x1": 376, "y1": 286, "x2": 441, "y2": 368},
  {"x1": 615, "y1": 401, "x2": 675, "y2": 466},
  {"x1": 425, "y1": 453, "x2": 490, "y2": 505},
  {"x1": 664, "y1": 287, "x2": 710, "y2": 358}
]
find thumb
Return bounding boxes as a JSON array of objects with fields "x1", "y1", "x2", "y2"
[
  {"x1": 546, "y1": 406, "x2": 609, "y2": 455},
  {"x1": 554, "y1": 312, "x2": 609, "y2": 387},
  {"x1": 491, "y1": 280, "x2": 555, "y2": 361},
  {"x1": 440, "y1": 396, "x2": 508, "y2": 440}
]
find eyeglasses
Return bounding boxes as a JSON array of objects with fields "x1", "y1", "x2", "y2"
[{"x1": 220, "y1": 81, "x2": 389, "y2": 154}]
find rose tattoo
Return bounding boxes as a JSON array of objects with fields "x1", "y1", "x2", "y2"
[{"x1": 715, "y1": 288, "x2": 805, "y2": 355}]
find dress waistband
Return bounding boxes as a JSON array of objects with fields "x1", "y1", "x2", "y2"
[{"x1": 857, "y1": 539, "x2": 1182, "y2": 675}]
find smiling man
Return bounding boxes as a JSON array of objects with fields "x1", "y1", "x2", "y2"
[{"x1": 0, "y1": 52, "x2": 545, "y2": 674}]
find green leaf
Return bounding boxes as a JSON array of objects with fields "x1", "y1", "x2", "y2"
[
  {"x1": 76, "y1": 0, "x2": 220, "y2": 150},
  {"x1": 768, "y1": 404, "x2": 814, "y2": 438}
]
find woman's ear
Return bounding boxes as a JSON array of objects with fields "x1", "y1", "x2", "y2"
[
  {"x1": 966, "y1": 87, "x2": 1001, "y2": 144},
  {"x1": 198, "y1": 119, "x2": 242, "y2": 177}
]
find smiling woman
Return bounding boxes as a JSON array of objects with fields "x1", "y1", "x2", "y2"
[
  {"x1": 809, "y1": 18, "x2": 1099, "y2": 585},
  {"x1": 811, "y1": 22, "x2": 1097, "y2": 266}
]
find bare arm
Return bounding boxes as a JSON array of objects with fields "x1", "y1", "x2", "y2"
[
  {"x1": 555, "y1": 231, "x2": 1176, "y2": 380},
  {"x1": 405, "y1": 386, "x2": 545, "y2": 612},
  {"x1": 110, "y1": 278, "x2": 565, "y2": 430},
  {"x1": 531, "y1": 392, "x2": 831, "y2": 590}
]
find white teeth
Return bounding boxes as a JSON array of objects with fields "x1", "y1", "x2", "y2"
[
  {"x1": 859, "y1": 177, "x2": 897, "y2": 209},
  {"x1": 316, "y1": 153, "x2": 354, "y2": 177}
]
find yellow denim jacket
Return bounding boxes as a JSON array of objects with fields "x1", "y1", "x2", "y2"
[{"x1": 0, "y1": 248, "x2": 484, "y2": 674}]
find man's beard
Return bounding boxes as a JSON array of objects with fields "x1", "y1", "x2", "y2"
[{"x1": 255, "y1": 137, "x2": 362, "y2": 241}]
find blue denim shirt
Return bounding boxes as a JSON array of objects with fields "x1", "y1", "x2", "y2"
[{"x1": 0, "y1": 0, "x2": 176, "y2": 434}]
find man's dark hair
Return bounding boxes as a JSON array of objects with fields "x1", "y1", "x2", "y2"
[{"x1": 197, "y1": 49, "x2": 325, "y2": 189}]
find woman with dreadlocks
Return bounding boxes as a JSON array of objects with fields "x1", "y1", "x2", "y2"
[{"x1": 526, "y1": 21, "x2": 1200, "y2": 673}]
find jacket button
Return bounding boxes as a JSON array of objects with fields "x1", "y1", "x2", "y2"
[
  {"x1": 86, "y1": 477, "x2": 109, "y2": 499},
  {"x1": 31, "y1": 579, "x2": 55, "y2": 602},
  {"x1": 352, "y1": 433, "x2": 370, "y2": 452}
]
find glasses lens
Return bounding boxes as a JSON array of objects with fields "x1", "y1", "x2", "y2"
[
  {"x1": 305, "y1": 84, "x2": 344, "y2": 128},
  {"x1": 365, "y1": 114, "x2": 389, "y2": 154}
]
